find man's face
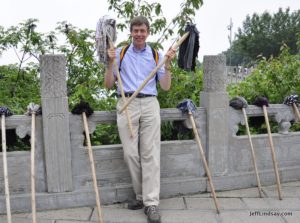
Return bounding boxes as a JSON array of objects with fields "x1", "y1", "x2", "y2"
[{"x1": 131, "y1": 24, "x2": 149, "y2": 47}]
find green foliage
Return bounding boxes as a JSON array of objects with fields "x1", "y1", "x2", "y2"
[
  {"x1": 0, "y1": 130, "x2": 30, "y2": 152},
  {"x1": 236, "y1": 120, "x2": 279, "y2": 136},
  {"x1": 0, "y1": 19, "x2": 111, "y2": 114},
  {"x1": 227, "y1": 44, "x2": 300, "y2": 104},
  {"x1": 90, "y1": 124, "x2": 121, "y2": 145},
  {"x1": 108, "y1": 0, "x2": 203, "y2": 46},
  {"x1": 0, "y1": 19, "x2": 50, "y2": 113},
  {"x1": 158, "y1": 62, "x2": 203, "y2": 108},
  {"x1": 224, "y1": 8, "x2": 300, "y2": 66},
  {"x1": 228, "y1": 41, "x2": 300, "y2": 136},
  {"x1": 55, "y1": 22, "x2": 106, "y2": 109},
  {"x1": 0, "y1": 63, "x2": 40, "y2": 114},
  {"x1": 290, "y1": 122, "x2": 300, "y2": 132},
  {"x1": 160, "y1": 121, "x2": 193, "y2": 141},
  {"x1": 237, "y1": 119, "x2": 300, "y2": 136}
]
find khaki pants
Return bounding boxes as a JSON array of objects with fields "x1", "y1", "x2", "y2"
[{"x1": 117, "y1": 97, "x2": 161, "y2": 206}]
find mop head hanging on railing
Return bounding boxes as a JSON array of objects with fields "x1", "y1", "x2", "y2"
[
  {"x1": 71, "y1": 101, "x2": 94, "y2": 117},
  {"x1": 251, "y1": 96, "x2": 269, "y2": 127},
  {"x1": 253, "y1": 96, "x2": 269, "y2": 107},
  {"x1": 25, "y1": 103, "x2": 42, "y2": 116},
  {"x1": 0, "y1": 106, "x2": 13, "y2": 117},
  {"x1": 229, "y1": 96, "x2": 248, "y2": 110},
  {"x1": 178, "y1": 24, "x2": 200, "y2": 72},
  {"x1": 176, "y1": 99, "x2": 197, "y2": 115},
  {"x1": 95, "y1": 15, "x2": 117, "y2": 64},
  {"x1": 283, "y1": 94, "x2": 299, "y2": 106}
]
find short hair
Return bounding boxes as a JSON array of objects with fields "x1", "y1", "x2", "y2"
[{"x1": 130, "y1": 16, "x2": 150, "y2": 32}]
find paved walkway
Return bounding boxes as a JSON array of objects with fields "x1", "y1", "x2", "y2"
[{"x1": 1, "y1": 181, "x2": 300, "y2": 223}]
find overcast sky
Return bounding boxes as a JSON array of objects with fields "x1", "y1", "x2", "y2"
[{"x1": 0, "y1": 0, "x2": 299, "y2": 64}]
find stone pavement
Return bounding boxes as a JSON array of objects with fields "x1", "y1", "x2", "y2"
[{"x1": 1, "y1": 181, "x2": 300, "y2": 223}]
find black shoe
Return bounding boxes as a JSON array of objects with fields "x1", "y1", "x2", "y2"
[
  {"x1": 144, "y1": 205, "x2": 161, "y2": 223},
  {"x1": 128, "y1": 199, "x2": 144, "y2": 210}
]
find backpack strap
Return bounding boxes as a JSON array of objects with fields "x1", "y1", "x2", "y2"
[
  {"x1": 119, "y1": 45, "x2": 130, "y2": 71},
  {"x1": 151, "y1": 47, "x2": 159, "y2": 82},
  {"x1": 151, "y1": 47, "x2": 159, "y2": 65}
]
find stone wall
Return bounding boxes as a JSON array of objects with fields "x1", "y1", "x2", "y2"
[{"x1": 0, "y1": 54, "x2": 300, "y2": 213}]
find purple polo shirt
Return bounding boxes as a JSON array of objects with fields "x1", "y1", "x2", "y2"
[{"x1": 113, "y1": 43, "x2": 165, "y2": 96}]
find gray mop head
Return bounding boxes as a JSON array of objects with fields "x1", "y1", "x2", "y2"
[
  {"x1": 229, "y1": 96, "x2": 248, "y2": 110},
  {"x1": 25, "y1": 102, "x2": 42, "y2": 116},
  {"x1": 71, "y1": 101, "x2": 94, "y2": 117},
  {"x1": 283, "y1": 94, "x2": 299, "y2": 106},
  {"x1": 96, "y1": 15, "x2": 117, "y2": 64},
  {"x1": 176, "y1": 99, "x2": 197, "y2": 115},
  {"x1": 253, "y1": 96, "x2": 269, "y2": 107},
  {"x1": 0, "y1": 106, "x2": 13, "y2": 117}
]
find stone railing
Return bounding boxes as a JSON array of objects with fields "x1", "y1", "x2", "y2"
[
  {"x1": 0, "y1": 54, "x2": 299, "y2": 213},
  {"x1": 226, "y1": 66, "x2": 254, "y2": 84}
]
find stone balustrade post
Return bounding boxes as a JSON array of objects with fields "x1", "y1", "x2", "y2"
[
  {"x1": 200, "y1": 55, "x2": 229, "y2": 176},
  {"x1": 40, "y1": 55, "x2": 73, "y2": 192}
]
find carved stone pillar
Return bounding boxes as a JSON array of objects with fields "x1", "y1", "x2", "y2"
[
  {"x1": 40, "y1": 55, "x2": 73, "y2": 192},
  {"x1": 200, "y1": 55, "x2": 229, "y2": 176}
]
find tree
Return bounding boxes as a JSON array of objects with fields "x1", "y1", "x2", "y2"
[
  {"x1": 227, "y1": 39, "x2": 300, "y2": 134},
  {"x1": 55, "y1": 21, "x2": 106, "y2": 109},
  {"x1": 224, "y1": 8, "x2": 300, "y2": 66},
  {"x1": 108, "y1": 0, "x2": 203, "y2": 48},
  {"x1": 227, "y1": 40, "x2": 300, "y2": 104},
  {"x1": 0, "y1": 63, "x2": 40, "y2": 114},
  {"x1": 0, "y1": 19, "x2": 105, "y2": 112}
]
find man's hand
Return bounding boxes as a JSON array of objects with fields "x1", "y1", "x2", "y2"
[
  {"x1": 165, "y1": 48, "x2": 176, "y2": 63},
  {"x1": 165, "y1": 48, "x2": 176, "y2": 70},
  {"x1": 107, "y1": 47, "x2": 116, "y2": 63},
  {"x1": 104, "y1": 47, "x2": 117, "y2": 89},
  {"x1": 160, "y1": 48, "x2": 176, "y2": 91}
]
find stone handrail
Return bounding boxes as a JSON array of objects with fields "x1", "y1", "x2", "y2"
[
  {"x1": 230, "y1": 104, "x2": 297, "y2": 136},
  {"x1": 83, "y1": 108, "x2": 206, "y2": 134}
]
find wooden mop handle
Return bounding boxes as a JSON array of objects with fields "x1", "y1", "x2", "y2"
[
  {"x1": 262, "y1": 106, "x2": 282, "y2": 200},
  {"x1": 292, "y1": 103, "x2": 300, "y2": 121},
  {"x1": 31, "y1": 112, "x2": 37, "y2": 223},
  {"x1": 108, "y1": 39, "x2": 134, "y2": 138},
  {"x1": 242, "y1": 108, "x2": 263, "y2": 198},
  {"x1": 82, "y1": 112, "x2": 104, "y2": 223},
  {"x1": 2, "y1": 114, "x2": 12, "y2": 223},
  {"x1": 188, "y1": 112, "x2": 220, "y2": 214},
  {"x1": 119, "y1": 32, "x2": 190, "y2": 113},
  {"x1": 172, "y1": 32, "x2": 191, "y2": 49}
]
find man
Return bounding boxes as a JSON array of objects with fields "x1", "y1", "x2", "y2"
[{"x1": 105, "y1": 16, "x2": 176, "y2": 223}]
